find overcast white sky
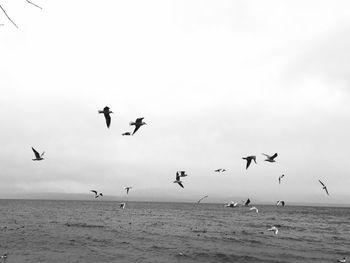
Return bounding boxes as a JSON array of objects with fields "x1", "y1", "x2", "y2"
[{"x1": 0, "y1": 0, "x2": 349, "y2": 204}]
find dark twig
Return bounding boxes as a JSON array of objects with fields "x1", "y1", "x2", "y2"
[
  {"x1": 0, "y1": 5, "x2": 18, "y2": 28},
  {"x1": 25, "y1": 0, "x2": 42, "y2": 9}
]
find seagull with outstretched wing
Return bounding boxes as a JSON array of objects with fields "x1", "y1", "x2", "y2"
[
  {"x1": 319, "y1": 180, "x2": 330, "y2": 195},
  {"x1": 31, "y1": 147, "x2": 45, "y2": 161},
  {"x1": 173, "y1": 172, "x2": 184, "y2": 188},
  {"x1": 262, "y1": 153, "x2": 278, "y2": 162},
  {"x1": 242, "y1": 156, "x2": 257, "y2": 169},
  {"x1": 130, "y1": 117, "x2": 146, "y2": 135},
  {"x1": 98, "y1": 106, "x2": 113, "y2": 128},
  {"x1": 90, "y1": 190, "x2": 103, "y2": 198}
]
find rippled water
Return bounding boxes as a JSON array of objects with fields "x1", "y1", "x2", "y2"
[{"x1": 0, "y1": 200, "x2": 349, "y2": 262}]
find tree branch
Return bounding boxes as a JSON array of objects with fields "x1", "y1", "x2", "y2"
[
  {"x1": 0, "y1": 5, "x2": 18, "y2": 28},
  {"x1": 25, "y1": 0, "x2": 42, "y2": 10}
]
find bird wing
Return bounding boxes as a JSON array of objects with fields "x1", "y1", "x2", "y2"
[
  {"x1": 41, "y1": 151, "x2": 45, "y2": 157},
  {"x1": 197, "y1": 195, "x2": 208, "y2": 203},
  {"x1": 132, "y1": 124, "x2": 141, "y2": 135},
  {"x1": 246, "y1": 158, "x2": 252, "y2": 169},
  {"x1": 261, "y1": 153, "x2": 270, "y2": 158},
  {"x1": 32, "y1": 147, "x2": 40, "y2": 159},
  {"x1": 319, "y1": 180, "x2": 325, "y2": 187},
  {"x1": 104, "y1": 113, "x2": 111, "y2": 128},
  {"x1": 214, "y1": 169, "x2": 220, "y2": 172},
  {"x1": 271, "y1": 153, "x2": 278, "y2": 159},
  {"x1": 126, "y1": 188, "x2": 129, "y2": 194},
  {"x1": 252, "y1": 156, "x2": 257, "y2": 164},
  {"x1": 178, "y1": 182, "x2": 184, "y2": 188},
  {"x1": 90, "y1": 190, "x2": 98, "y2": 195},
  {"x1": 278, "y1": 177, "x2": 281, "y2": 184},
  {"x1": 325, "y1": 187, "x2": 329, "y2": 195},
  {"x1": 176, "y1": 172, "x2": 180, "y2": 181}
]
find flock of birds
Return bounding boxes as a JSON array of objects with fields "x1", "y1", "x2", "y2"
[{"x1": 26, "y1": 105, "x2": 346, "y2": 263}]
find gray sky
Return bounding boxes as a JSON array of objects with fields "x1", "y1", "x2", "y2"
[{"x1": 1, "y1": 0, "x2": 350, "y2": 204}]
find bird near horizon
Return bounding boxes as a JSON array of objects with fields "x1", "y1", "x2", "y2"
[
  {"x1": 244, "y1": 198, "x2": 251, "y2": 206},
  {"x1": 278, "y1": 174, "x2": 285, "y2": 184},
  {"x1": 337, "y1": 257, "x2": 346, "y2": 263},
  {"x1": 124, "y1": 187, "x2": 132, "y2": 195},
  {"x1": 120, "y1": 203, "x2": 126, "y2": 209},
  {"x1": 98, "y1": 106, "x2": 113, "y2": 128},
  {"x1": 174, "y1": 172, "x2": 184, "y2": 188},
  {"x1": 242, "y1": 156, "x2": 257, "y2": 170},
  {"x1": 214, "y1": 169, "x2": 226, "y2": 173},
  {"x1": 268, "y1": 226, "x2": 279, "y2": 235},
  {"x1": 122, "y1": 132, "x2": 131, "y2": 136},
  {"x1": 249, "y1": 206, "x2": 259, "y2": 213},
  {"x1": 319, "y1": 180, "x2": 330, "y2": 196},
  {"x1": 225, "y1": 201, "x2": 238, "y2": 208},
  {"x1": 90, "y1": 190, "x2": 103, "y2": 198},
  {"x1": 31, "y1": 147, "x2": 44, "y2": 161},
  {"x1": 276, "y1": 200, "x2": 285, "y2": 206},
  {"x1": 130, "y1": 117, "x2": 146, "y2": 135},
  {"x1": 262, "y1": 153, "x2": 278, "y2": 162}
]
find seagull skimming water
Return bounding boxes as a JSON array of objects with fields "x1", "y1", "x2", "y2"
[
  {"x1": 276, "y1": 200, "x2": 285, "y2": 206},
  {"x1": 250, "y1": 206, "x2": 259, "y2": 213},
  {"x1": 268, "y1": 226, "x2": 279, "y2": 235}
]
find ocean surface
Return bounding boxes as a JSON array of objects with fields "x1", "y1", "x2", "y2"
[{"x1": 0, "y1": 200, "x2": 349, "y2": 263}]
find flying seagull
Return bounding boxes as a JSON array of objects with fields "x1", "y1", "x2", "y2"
[
  {"x1": 319, "y1": 180, "x2": 330, "y2": 195},
  {"x1": 90, "y1": 190, "x2": 103, "y2": 198},
  {"x1": 262, "y1": 153, "x2": 278, "y2": 162},
  {"x1": 276, "y1": 200, "x2": 285, "y2": 206},
  {"x1": 98, "y1": 106, "x2": 113, "y2": 128},
  {"x1": 337, "y1": 257, "x2": 346, "y2": 263},
  {"x1": 249, "y1": 206, "x2": 259, "y2": 213},
  {"x1": 130, "y1": 117, "x2": 146, "y2": 135},
  {"x1": 242, "y1": 156, "x2": 257, "y2": 169},
  {"x1": 124, "y1": 187, "x2": 132, "y2": 195},
  {"x1": 122, "y1": 132, "x2": 131, "y2": 136},
  {"x1": 174, "y1": 172, "x2": 184, "y2": 188},
  {"x1": 31, "y1": 147, "x2": 45, "y2": 161},
  {"x1": 268, "y1": 226, "x2": 278, "y2": 235},
  {"x1": 196, "y1": 195, "x2": 208, "y2": 204},
  {"x1": 278, "y1": 174, "x2": 285, "y2": 184},
  {"x1": 214, "y1": 169, "x2": 226, "y2": 173},
  {"x1": 119, "y1": 203, "x2": 126, "y2": 209},
  {"x1": 179, "y1": 171, "x2": 188, "y2": 177}
]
